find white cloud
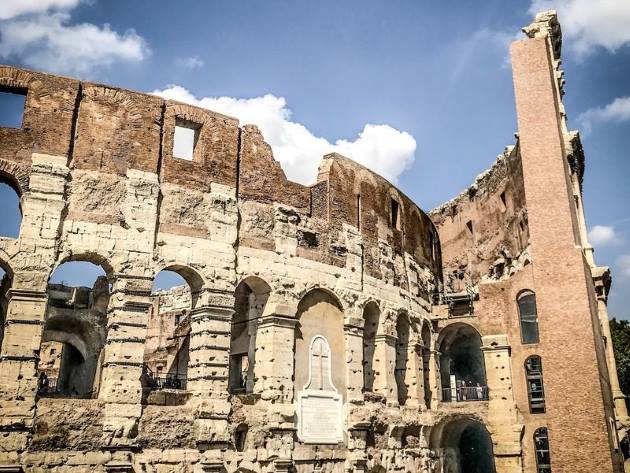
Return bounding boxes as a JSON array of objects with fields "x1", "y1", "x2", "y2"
[
  {"x1": 176, "y1": 56, "x2": 204, "y2": 70},
  {"x1": 153, "y1": 85, "x2": 416, "y2": 186},
  {"x1": 588, "y1": 225, "x2": 618, "y2": 246},
  {"x1": 577, "y1": 96, "x2": 630, "y2": 133},
  {"x1": 0, "y1": 3, "x2": 149, "y2": 75},
  {"x1": 617, "y1": 254, "x2": 630, "y2": 277},
  {"x1": 529, "y1": 0, "x2": 630, "y2": 57},
  {"x1": 0, "y1": 0, "x2": 81, "y2": 20}
]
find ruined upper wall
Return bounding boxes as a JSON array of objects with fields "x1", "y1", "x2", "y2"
[
  {"x1": 429, "y1": 145, "x2": 529, "y2": 289},
  {"x1": 0, "y1": 65, "x2": 440, "y2": 285}
]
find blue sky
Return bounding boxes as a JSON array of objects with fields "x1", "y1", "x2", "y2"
[{"x1": 0, "y1": 0, "x2": 629, "y2": 316}]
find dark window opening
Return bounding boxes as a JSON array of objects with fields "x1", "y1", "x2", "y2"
[
  {"x1": 356, "y1": 194, "x2": 361, "y2": 230},
  {"x1": 173, "y1": 118, "x2": 201, "y2": 160},
  {"x1": 0, "y1": 87, "x2": 27, "y2": 129},
  {"x1": 466, "y1": 220, "x2": 473, "y2": 234},
  {"x1": 500, "y1": 191, "x2": 507, "y2": 210},
  {"x1": 298, "y1": 230, "x2": 318, "y2": 248},
  {"x1": 391, "y1": 198, "x2": 401, "y2": 230},
  {"x1": 235, "y1": 425, "x2": 248, "y2": 452},
  {"x1": 526, "y1": 356, "x2": 546, "y2": 413},
  {"x1": 518, "y1": 291, "x2": 539, "y2": 344},
  {"x1": 534, "y1": 427, "x2": 552, "y2": 473}
]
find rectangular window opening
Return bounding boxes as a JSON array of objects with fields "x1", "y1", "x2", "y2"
[
  {"x1": 0, "y1": 87, "x2": 27, "y2": 129},
  {"x1": 391, "y1": 198, "x2": 401, "y2": 230},
  {"x1": 173, "y1": 118, "x2": 200, "y2": 160},
  {"x1": 356, "y1": 194, "x2": 361, "y2": 230},
  {"x1": 500, "y1": 191, "x2": 507, "y2": 210}
]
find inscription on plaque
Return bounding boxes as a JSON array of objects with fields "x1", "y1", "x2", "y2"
[{"x1": 297, "y1": 335, "x2": 343, "y2": 444}]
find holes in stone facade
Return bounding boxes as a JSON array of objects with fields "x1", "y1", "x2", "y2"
[
  {"x1": 173, "y1": 118, "x2": 201, "y2": 160},
  {"x1": 518, "y1": 290, "x2": 539, "y2": 344},
  {"x1": 229, "y1": 277, "x2": 269, "y2": 394},
  {"x1": 362, "y1": 302, "x2": 380, "y2": 392},
  {"x1": 0, "y1": 179, "x2": 22, "y2": 239},
  {"x1": 525, "y1": 355, "x2": 545, "y2": 414},
  {"x1": 0, "y1": 86, "x2": 27, "y2": 129},
  {"x1": 297, "y1": 230, "x2": 318, "y2": 248},
  {"x1": 38, "y1": 261, "x2": 110, "y2": 399},
  {"x1": 534, "y1": 427, "x2": 551, "y2": 473}
]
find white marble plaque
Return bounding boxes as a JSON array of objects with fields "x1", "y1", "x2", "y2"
[
  {"x1": 297, "y1": 335, "x2": 343, "y2": 444},
  {"x1": 298, "y1": 390, "x2": 343, "y2": 444}
]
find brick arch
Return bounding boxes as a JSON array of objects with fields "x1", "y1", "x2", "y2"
[
  {"x1": 0, "y1": 159, "x2": 30, "y2": 195},
  {"x1": 166, "y1": 102, "x2": 237, "y2": 127},
  {"x1": 0, "y1": 67, "x2": 44, "y2": 91}
]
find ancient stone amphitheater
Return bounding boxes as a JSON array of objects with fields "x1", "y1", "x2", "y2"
[{"x1": 0, "y1": 11, "x2": 626, "y2": 473}]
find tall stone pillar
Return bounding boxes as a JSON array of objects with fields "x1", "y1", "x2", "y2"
[
  {"x1": 254, "y1": 301, "x2": 297, "y2": 403},
  {"x1": 429, "y1": 349, "x2": 442, "y2": 407},
  {"x1": 344, "y1": 316, "x2": 365, "y2": 404},
  {"x1": 0, "y1": 287, "x2": 48, "y2": 462},
  {"x1": 372, "y1": 334, "x2": 397, "y2": 405},
  {"x1": 481, "y1": 335, "x2": 523, "y2": 473},
  {"x1": 99, "y1": 274, "x2": 153, "y2": 448},
  {"x1": 188, "y1": 288, "x2": 235, "y2": 448},
  {"x1": 593, "y1": 268, "x2": 630, "y2": 429}
]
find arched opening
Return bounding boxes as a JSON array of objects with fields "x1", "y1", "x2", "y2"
[
  {"x1": 432, "y1": 417, "x2": 496, "y2": 473},
  {"x1": 518, "y1": 290, "x2": 539, "y2": 344},
  {"x1": 295, "y1": 289, "x2": 345, "y2": 398},
  {"x1": 143, "y1": 267, "x2": 201, "y2": 395},
  {"x1": 395, "y1": 312, "x2": 410, "y2": 405},
  {"x1": 362, "y1": 301, "x2": 380, "y2": 393},
  {"x1": 234, "y1": 423, "x2": 249, "y2": 452},
  {"x1": 38, "y1": 261, "x2": 110, "y2": 399},
  {"x1": 438, "y1": 323, "x2": 487, "y2": 402},
  {"x1": 421, "y1": 321, "x2": 432, "y2": 408},
  {"x1": 0, "y1": 177, "x2": 22, "y2": 239},
  {"x1": 229, "y1": 276, "x2": 270, "y2": 394}
]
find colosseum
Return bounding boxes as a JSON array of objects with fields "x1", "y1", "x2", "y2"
[{"x1": 0, "y1": 10, "x2": 626, "y2": 473}]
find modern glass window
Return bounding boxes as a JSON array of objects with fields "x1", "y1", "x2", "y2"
[
  {"x1": 518, "y1": 290, "x2": 539, "y2": 344},
  {"x1": 534, "y1": 427, "x2": 551, "y2": 473},
  {"x1": 525, "y1": 355, "x2": 545, "y2": 413}
]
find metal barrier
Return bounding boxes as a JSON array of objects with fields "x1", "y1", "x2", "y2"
[
  {"x1": 148, "y1": 374, "x2": 187, "y2": 391},
  {"x1": 442, "y1": 386, "x2": 489, "y2": 402}
]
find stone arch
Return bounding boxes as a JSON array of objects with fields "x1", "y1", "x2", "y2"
[
  {"x1": 294, "y1": 288, "x2": 346, "y2": 399},
  {"x1": 38, "y1": 259, "x2": 111, "y2": 399},
  {"x1": 52, "y1": 252, "x2": 116, "y2": 284},
  {"x1": 0, "y1": 159, "x2": 29, "y2": 195},
  {"x1": 297, "y1": 284, "x2": 345, "y2": 313},
  {"x1": 229, "y1": 275, "x2": 271, "y2": 393},
  {"x1": 437, "y1": 323, "x2": 487, "y2": 402},
  {"x1": 155, "y1": 263, "x2": 204, "y2": 309},
  {"x1": 430, "y1": 415, "x2": 496, "y2": 473}
]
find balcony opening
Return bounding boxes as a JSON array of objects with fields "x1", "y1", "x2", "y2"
[
  {"x1": 431, "y1": 417, "x2": 496, "y2": 473},
  {"x1": 38, "y1": 261, "x2": 110, "y2": 399},
  {"x1": 173, "y1": 118, "x2": 200, "y2": 160},
  {"x1": 142, "y1": 267, "x2": 202, "y2": 401},
  {"x1": 438, "y1": 323, "x2": 487, "y2": 402},
  {"x1": 0, "y1": 87, "x2": 27, "y2": 129},
  {"x1": 229, "y1": 276, "x2": 270, "y2": 394}
]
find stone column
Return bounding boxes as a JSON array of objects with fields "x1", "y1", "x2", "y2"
[
  {"x1": 0, "y1": 287, "x2": 48, "y2": 462},
  {"x1": 402, "y1": 341, "x2": 423, "y2": 408},
  {"x1": 481, "y1": 335, "x2": 523, "y2": 473},
  {"x1": 253, "y1": 301, "x2": 298, "y2": 403},
  {"x1": 188, "y1": 288, "x2": 234, "y2": 448},
  {"x1": 593, "y1": 269, "x2": 630, "y2": 427},
  {"x1": 372, "y1": 334, "x2": 397, "y2": 405},
  {"x1": 98, "y1": 274, "x2": 153, "y2": 448},
  {"x1": 344, "y1": 316, "x2": 365, "y2": 404},
  {"x1": 346, "y1": 422, "x2": 370, "y2": 473},
  {"x1": 429, "y1": 349, "x2": 442, "y2": 407}
]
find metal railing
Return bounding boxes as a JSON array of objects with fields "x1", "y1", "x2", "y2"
[
  {"x1": 37, "y1": 377, "x2": 95, "y2": 399},
  {"x1": 147, "y1": 374, "x2": 187, "y2": 391},
  {"x1": 442, "y1": 386, "x2": 489, "y2": 402}
]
